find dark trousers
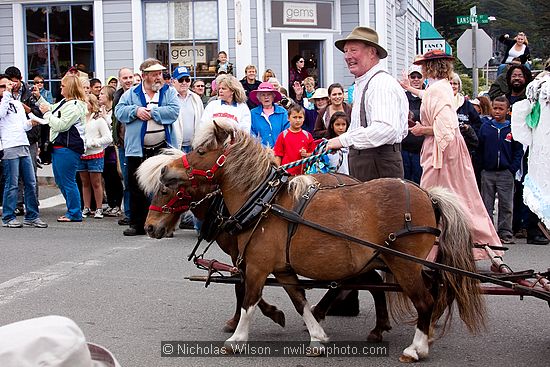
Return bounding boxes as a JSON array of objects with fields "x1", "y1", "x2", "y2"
[
  {"x1": 103, "y1": 159, "x2": 123, "y2": 208},
  {"x1": 480, "y1": 170, "x2": 514, "y2": 238},
  {"x1": 126, "y1": 156, "x2": 149, "y2": 230},
  {"x1": 349, "y1": 144, "x2": 404, "y2": 182},
  {"x1": 401, "y1": 150, "x2": 422, "y2": 184}
]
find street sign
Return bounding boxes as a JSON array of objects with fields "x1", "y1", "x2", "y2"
[
  {"x1": 456, "y1": 14, "x2": 489, "y2": 25},
  {"x1": 456, "y1": 16, "x2": 470, "y2": 25},
  {"x1": 457, "y1": 28, "x2": 493, "y2": 68}
]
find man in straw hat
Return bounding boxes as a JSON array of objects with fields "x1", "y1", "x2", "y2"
[{"x1": 324, "y1": 26, "x2": 408, "y2": 316}]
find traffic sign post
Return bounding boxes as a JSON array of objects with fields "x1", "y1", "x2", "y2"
[{"x1": 456, "y1": 7, "x2": 493, "y2": 97}]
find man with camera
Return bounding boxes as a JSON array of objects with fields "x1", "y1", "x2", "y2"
[{"x1": 4, "y1": 66, "x2": 42, "y2": 215}]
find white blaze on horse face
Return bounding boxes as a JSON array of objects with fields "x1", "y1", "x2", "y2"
[
  {"x1": 302, "y1": 302, "x2": 329, "y2": 344},
  {"x1": 402, "y1": 328, "x2": 429, "y2": 361},
  {"x1": 225, "y1": 304, "x2": 258, "y2": 346}
]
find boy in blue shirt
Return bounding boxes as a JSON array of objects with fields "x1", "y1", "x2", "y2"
[{"x1": 478, "y1": 96, "x2": 523, "y2": 244}]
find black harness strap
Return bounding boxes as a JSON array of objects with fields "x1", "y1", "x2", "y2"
[
  {"x1": 285, "y1": 183, "x2": 320, "y2": 269},
  {"x1": 268, "y1": 204, "x2": 550, "y2": 302}
]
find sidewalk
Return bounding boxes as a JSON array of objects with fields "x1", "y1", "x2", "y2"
[{"x1": 37, "y1": 163, "x2": 55, "y2": 186}]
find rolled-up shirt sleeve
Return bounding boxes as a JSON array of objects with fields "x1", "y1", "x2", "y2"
[{"x1": 338, "y1": 71, "x2": 408, "y2": 150}]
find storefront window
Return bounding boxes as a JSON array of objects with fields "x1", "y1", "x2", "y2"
[
  {"x1": 144, "y1": 0, "x2": 219, "y2": 96},
  {"x1": 25, "y1": 4, "x2": 94, "y2": 101}
]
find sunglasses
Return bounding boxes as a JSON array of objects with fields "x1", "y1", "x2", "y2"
[
  {"x1": 34, "y1": 81, "x2": 44, "y2": 84},
  {"x1": 409, "y1": 74, "x2": 423, "y2": 80},
  {"x1": 194, "y1": 85, "x2": 205, "y2": 88},
  {"x1": 178, "y1": 77, "x2": 191, "y2": 83},
  {"x1": 0, "y1": 84, "x2": 6, "y2": 89}
]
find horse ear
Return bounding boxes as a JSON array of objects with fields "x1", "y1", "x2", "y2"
[{"x1": 212, "y1": 119, "x2": 230, "y2": 145}]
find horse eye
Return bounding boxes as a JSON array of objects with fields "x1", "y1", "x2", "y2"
[
  {"x1": 197, "y1": 148, "x2": 205, "y2": 155},
  {"x1": 161, "y1": 188, "x2": 169, "y2": 195}
]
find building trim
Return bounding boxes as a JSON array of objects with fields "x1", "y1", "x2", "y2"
[
  {"x1": 280, "y1": 32, "x2": 334, "y2": 89},
  {"x1": 375, "y1": 0, "x2": 387, "y2": 69},
  {"x1": 234, "y1": 0, "x2": 252, "y2": 77},
  {"x1": 218, "y1": 0, "x2": 229, "y2": 54},
  {"x1": 12, "y1": 3, "x2": 25, "y2": 75},
  {"x1": 93, "y1": 0, "x2": 104, "y2": 81},
  {"x1": 131, "y1": 0, "x2": 143, "y2": 72},
  {"x1": 359, "y1": 0, "x2": 369, "y2": 27},
  {"x1": 256, "y1": 0, "x2": 266, "y2": 74}
]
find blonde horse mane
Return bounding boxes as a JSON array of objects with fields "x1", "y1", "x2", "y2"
[
  {"x1": 193, "y1": 119, "x2": 316, "y2": 198},
  {"x1": 137, "y1": 148, "x2": 184, "y2": 195}
]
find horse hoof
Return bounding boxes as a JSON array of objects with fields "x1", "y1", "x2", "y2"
[
  {"x1": 272, "y1": 310, "x2": 286, "y2": 328},
  {"x1": 367, "y1": 331, "x2": 383, "y2": 343},
  {"x1": 305, "y1": 341, "x2": 325, "y2": 357},
  {"x1": 399, "y1": 354, "x2": 418, "y2": 363},
  {"x1": 223, "y1": 320, "x2": 238, "y2": 333}
]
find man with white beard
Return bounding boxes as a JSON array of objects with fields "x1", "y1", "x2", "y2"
[{"x1": 115, "y1": 58, "x2": 179, "y2": 236}]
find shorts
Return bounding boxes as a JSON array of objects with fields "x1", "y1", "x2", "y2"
[{"x1": 77, "y1": 157, "x2": 104, "y2": 173}]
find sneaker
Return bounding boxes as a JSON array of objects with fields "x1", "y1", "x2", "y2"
[
  {"x1": 500, "y1": 236, "x2": 515, "y2": 244},
  {"x1": 105, "y1": 206, "x2": 122, "y2": 217},
  {"x1": 94, "y1": 208, "x2": 104, "y2": 219},
  {"x1": 118, "y1": 217, "x2": 130, "y2": 226},
  {"x1": 82, "y1": 207, "x2": 92, "y2": 218},
  {"x1": 514, "y1": 229, "x2": 528, "y2": 239},
  {"x1": 23, "y1": 218, "x2": 48, "y2": 228},
  {"x1": 3, "y1": 219, "x2": 22, "y2": 228}
]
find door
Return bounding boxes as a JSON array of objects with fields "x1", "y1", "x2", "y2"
[{"x1": 287, "y1": 40, "x2": 324, "y2": 88}]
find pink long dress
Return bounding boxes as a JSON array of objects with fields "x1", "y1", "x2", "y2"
[{"x1": 419, "y1": 79, "x2": 502, "y2": 261}]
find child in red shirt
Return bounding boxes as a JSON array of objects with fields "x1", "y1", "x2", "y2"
[{"x1": 273, "y1": 104, "x2": 316, "y2": 175}]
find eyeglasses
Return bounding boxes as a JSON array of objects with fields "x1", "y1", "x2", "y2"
[
  {"x1": 409, "y1": 74, "x2": 423, "y2": 80},
  {"x1": 34, "y1": 81, "x2": 44, "y2": 84},
  {"x1": 178, "y1": 77, "x2": 191, "y2": 83}
]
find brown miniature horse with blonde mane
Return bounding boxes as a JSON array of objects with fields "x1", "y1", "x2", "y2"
[
  {"x1": 137, "y1": 157, "x2": 391, "y2": 340},
  {"x1": 157, "y1": 121, "x2": 486, "y2": 362}
]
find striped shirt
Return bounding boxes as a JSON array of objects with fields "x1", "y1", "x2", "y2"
[
  {"x1": 143, "y1": 91, "x2": 165, "y2": 147},
  {"x1": 338, "y1": 63, "x2": 408, "y2": 149}
]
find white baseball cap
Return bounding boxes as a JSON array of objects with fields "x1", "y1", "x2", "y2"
[{"x1": 408, "y1": 64, "x2": 422, "y2": 76}]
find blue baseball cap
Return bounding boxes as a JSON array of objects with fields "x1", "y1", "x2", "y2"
[{"x1": 172, "y1": 66, "x2": 190, "y2": 80}]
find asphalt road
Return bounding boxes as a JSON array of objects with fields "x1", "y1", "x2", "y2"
[{"x1": 0, "y1": 184, "x2": 549, "y2": 366}]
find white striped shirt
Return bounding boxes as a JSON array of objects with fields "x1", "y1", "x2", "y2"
[{"x1": 338, "y1": 63, "x2": 408, "y2": 149}]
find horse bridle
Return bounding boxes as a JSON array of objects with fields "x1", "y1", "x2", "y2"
[{"x1": 149, "y1": 150, "x2": 228, "y2": 215}]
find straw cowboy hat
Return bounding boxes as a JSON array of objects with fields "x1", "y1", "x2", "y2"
[
  {"x1": 249, "y1": 82, "x2": 283, "y2": 105},
  {"x1": 0, "y1": 316, "x2": 120, "y2": 367},
  {"x1": 334, "y1": 26, "x2": 388, "y2": 59},
  {"x1": 308, "y1": 88, "x2": 329, "y2": 100},
  {"x1": 413, "y1": 49, "x2": 454, "y2": 64}
]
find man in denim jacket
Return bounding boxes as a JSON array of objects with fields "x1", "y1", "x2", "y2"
[{"x1": 115, "y1": 58, "x2": 179, "y2": 236}]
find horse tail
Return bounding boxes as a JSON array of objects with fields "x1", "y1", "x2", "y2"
[{"x1": 427, "y1": 186, "x2": 487, "y2": 335}]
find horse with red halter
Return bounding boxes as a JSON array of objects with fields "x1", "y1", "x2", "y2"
[
  {"x1": 137, "y1": 155, "x2": 391, "y2": 341},
  {"x1": 157, "y1": 120, "x2": 486, "y2": 362}
]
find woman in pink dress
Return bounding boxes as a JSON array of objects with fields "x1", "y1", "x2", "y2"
[{"x1": 409, "y1": 50, "x2": 502, "y2": 260}]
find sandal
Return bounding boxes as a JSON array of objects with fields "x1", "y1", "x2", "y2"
[{"x1": 57, "y1": 216, "x2": 82, "y2": 223}]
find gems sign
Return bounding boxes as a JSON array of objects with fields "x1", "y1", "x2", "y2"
[{"x1": 283, "y1": 3, "x2": 317, "y2": 26}]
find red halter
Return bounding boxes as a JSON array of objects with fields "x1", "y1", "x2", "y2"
[
  {"x1": 181, "y1": 151, "x2": 228, "y2": 187},
  {"x1": 149, "y1": 150, "x2": 228, "y2": 214},
  {"x1": 149, "y1": 187, "x2": 192, "y2": 215}
]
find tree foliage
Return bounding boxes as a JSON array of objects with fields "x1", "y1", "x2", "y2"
[{"x1": 435, "y1": 0, "x2": 549, "y2": 60}]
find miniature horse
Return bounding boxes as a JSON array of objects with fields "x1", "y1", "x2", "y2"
[
  {"x1": 158, "y1": 121, "x2": 486, "y2": 362},
  {"x1": 138, "y1": 157, "x2": 391, "y2": 341}
]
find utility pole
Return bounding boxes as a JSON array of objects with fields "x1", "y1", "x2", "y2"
[{"x1": 470, "y1": 6, "x2": 479, "y2": 97}]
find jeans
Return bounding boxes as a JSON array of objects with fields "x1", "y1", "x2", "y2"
[
  {"x1": 481, "y1": 170, "x2": 514, "y2": 238},
  {"x1": 118, "y1": 146, "x2": 131, "y2": 219},
  {"x1": 17, "y1": 142, "x2": 39, "y2": 206},
  {"x1": 52, "y1": 147, "x2": 82, "y2": 220},
  {"x1": 2, "y1": 155, "x2": 40, "y2": 223}
]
